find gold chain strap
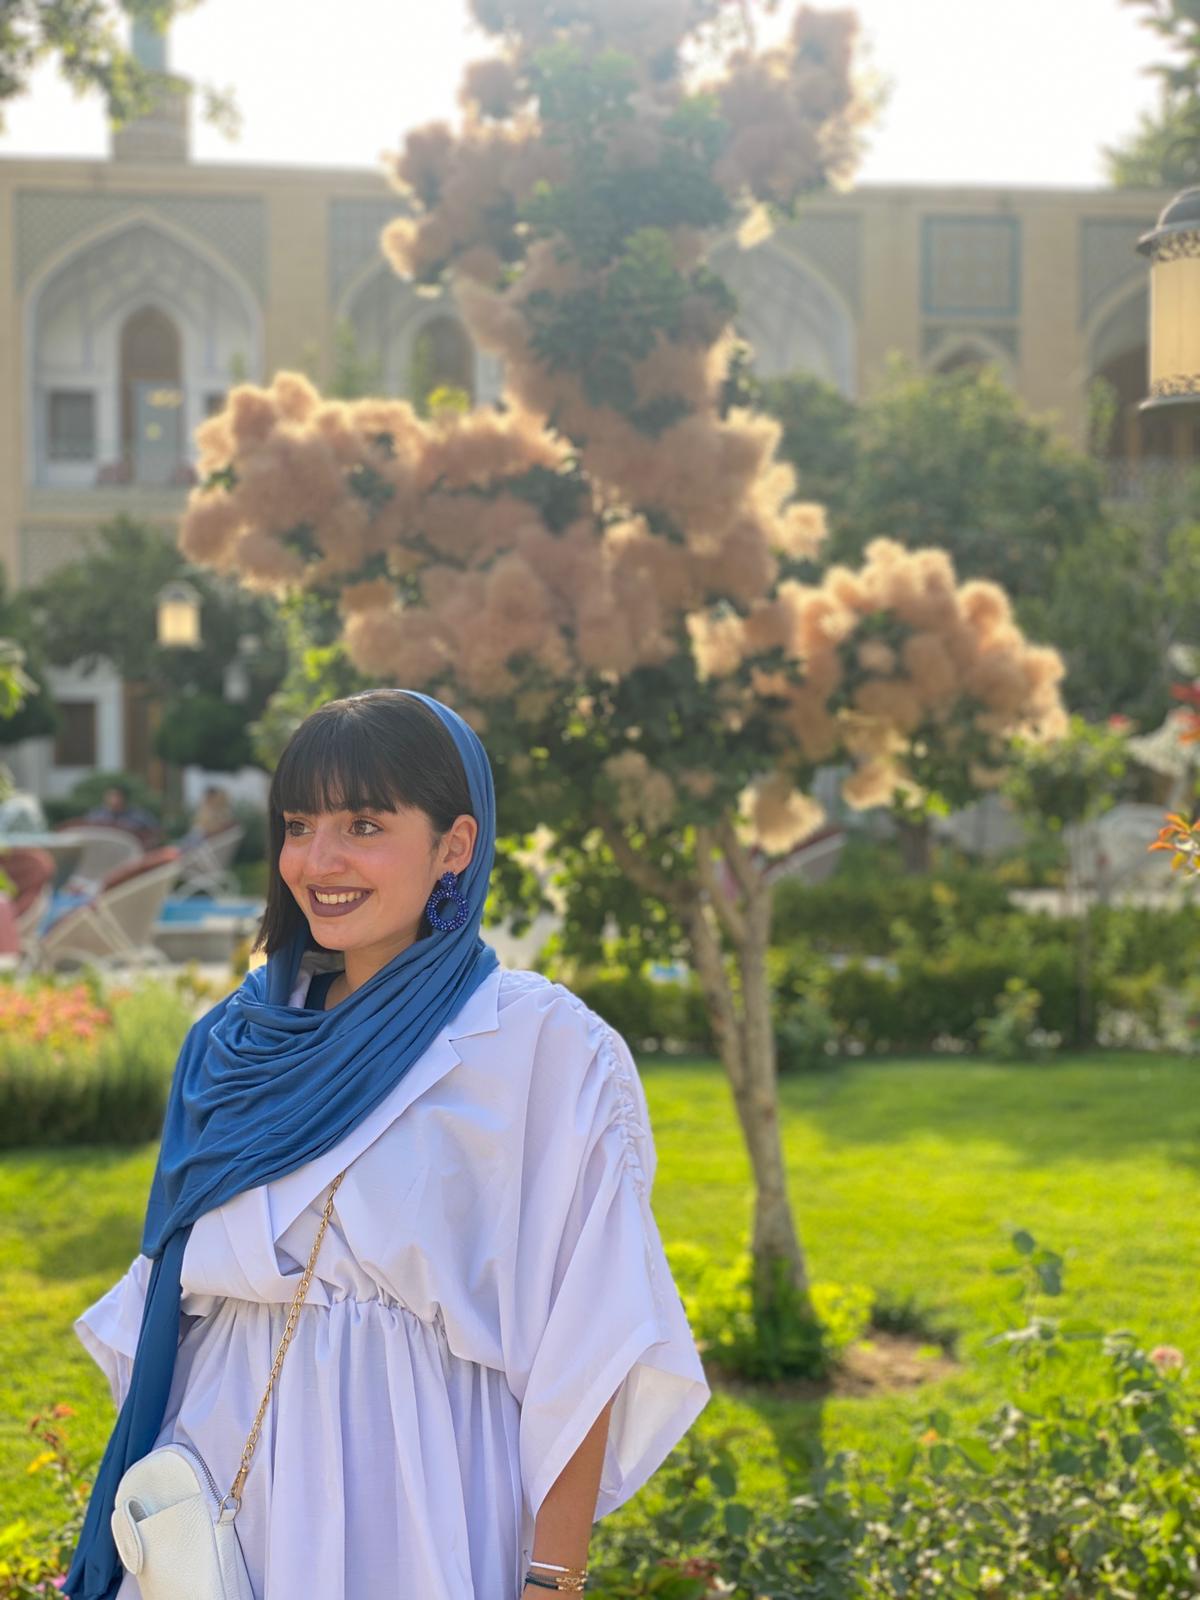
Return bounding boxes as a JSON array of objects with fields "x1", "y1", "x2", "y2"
[{"x1": 225, "y1": 1169, "x2": 347, "y2": 1509}]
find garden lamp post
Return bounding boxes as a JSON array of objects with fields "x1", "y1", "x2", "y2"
[
  {"x1": 155, "y1": 579, "x2": 202, "y2": 649},
  {"x1": 1137, "y1": 186, "x2": 1200, "y2": 415},
  {"x1": 153, "y1": 580, "x2": 202, "y2": 810}
]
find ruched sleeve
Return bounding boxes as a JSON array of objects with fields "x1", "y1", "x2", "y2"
[
  {"x1": 500, "y1": 993, "x2": 710, "y2": 1524},
  {"x1": 74, "y1": 1253, "x2": 154, "y2": 1408}
]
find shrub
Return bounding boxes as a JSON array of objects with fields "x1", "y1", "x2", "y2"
[
  {"x1": 976, "y1": 977, "x2": 1062, "y2": 1060},
  {"x1": 772, "y1": 867, "x2": 1012, "y2": 959},
  {"x1": 232, "y1": 799, "x2": 268, "y2": 865},
  {"x1": 154, "y1": 693, "x2": 254, "y2": 771},
  {"x1": 569, "y1": 968, "x2": 713, "y2": 1055},
  {"x1": 820, "y1": 926, "x2": 1091, "y2": 1052},
  {"x1": 666, "y1": 1242, "x2": 873, "y2": 1383},
  {"x1": 0, "y1": 1407, "x2": 88, "y2": 1599},
  {"x1": 0, "y1": 976, "x2": 192, "y2": 1147},
  {"x1": 774, "y1": 995, "x2": 839, "y2": 1073},
  {"x1": 590, "y1": 1232, "x2": 1200, "y2": 1599}
]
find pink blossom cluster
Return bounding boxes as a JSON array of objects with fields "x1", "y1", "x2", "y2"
[
  {"x1": 0, "y1": 983, "x2": 112, "y2": 1052},
  {"x1": 179, "y1": 1, "x2": 1066, "y2": 861}
]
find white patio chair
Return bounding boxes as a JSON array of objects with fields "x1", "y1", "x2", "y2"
[
  {"x1": 173, "y1": 824, "x2": 244, "y2": 899},
  {"x1": 56, "y1": 824, "x2": 143, "y2": 889},
  {"x1": 32, "y1": 847, "x2": 183, "y2": 971}
]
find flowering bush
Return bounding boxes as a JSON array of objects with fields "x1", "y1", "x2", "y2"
[
  {"x1": 0, "y1": 983, "x2": 112, "y2": 1054},
  {"x1": 0, "y1": 976, "x2": 193, "y2": 1147},
  {"x1": 1151, "y1": 812, "x2": 1200, "y2": 877},
  {"x1": 0, "y1": 1408, "x2": 88, "y2": 1599}
]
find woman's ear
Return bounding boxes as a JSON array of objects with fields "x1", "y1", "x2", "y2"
[{"x1": 442, "y1": 814, "x2": 478, "y2": 877}]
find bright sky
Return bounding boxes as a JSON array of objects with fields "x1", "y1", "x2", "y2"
[{"x1": 0, "y1": 0, "x2": 1176, "y2": 188}]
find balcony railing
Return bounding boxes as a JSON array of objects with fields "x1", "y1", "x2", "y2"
[{"x1": 1103, "y1": 458, "x2": 1200, "y2": 504}]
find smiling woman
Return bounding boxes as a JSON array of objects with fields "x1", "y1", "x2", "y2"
[
  {"x1": 66, "y1": 688, "x2": 709, "y2": 1600},
  {"x1": 268, "y1": 692, "x2": 480, "y2": 1007}
]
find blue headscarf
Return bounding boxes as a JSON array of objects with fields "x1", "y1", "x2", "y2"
[{"x1": 67, "y1": 692, "x2": 499, "y2": 1600}]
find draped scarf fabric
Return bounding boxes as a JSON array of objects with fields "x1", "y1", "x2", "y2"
[{"x1": 67, "y1": 692, "x2": 500, "y2": 1600}]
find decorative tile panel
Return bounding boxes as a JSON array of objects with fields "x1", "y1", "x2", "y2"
[
  {"x1": 329, "y1": 197, "x2": 410, "y2": 306},
  {"x1": 1080, "y1": 217, "x2": 1154, "y2": 327},
  {"x1": 921, "y1": 215, "x2": 1020, "y2": 318},
  {"x1": 775, "y1": 212, "x2": 862, "y2": 313},
  {"x1": 16, "y1": 192, "x2": 266, "y2": 298}
]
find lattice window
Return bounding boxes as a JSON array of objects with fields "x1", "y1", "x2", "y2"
[
  {"x1": 47, "y1": 391, "x2": 96, "y2": 461},
  {"x1": 54, "y1": 701, "x2": 97, "y2": 767},
  {"x1": 922, "y1": 217, "x2": 1020, "y2": 318}
]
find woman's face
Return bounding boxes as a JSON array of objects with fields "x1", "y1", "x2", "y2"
[{"x1": 279, "y1": 802, "x2": 477, "y2": 970}]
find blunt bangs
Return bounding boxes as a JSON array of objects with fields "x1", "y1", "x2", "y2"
[
  {"x1": 270, "y1": 708, "x2": 424, "y2": 822},
  {"x1": 255, "y1": 691, "x2": 475, "y2": 957}
]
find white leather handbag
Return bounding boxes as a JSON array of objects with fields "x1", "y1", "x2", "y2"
[{"x1": 110, "y1": 1172, "x2": 346, "y2": 1600}]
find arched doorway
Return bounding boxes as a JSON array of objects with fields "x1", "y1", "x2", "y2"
[
  {"x1": 1088, "y1": 288, "x2": 1200, "y2": 498},
  {"x1": 410, "y1": 315, "x2": 476, "y2": 410},
  {"x1": 121, "y1": 306, "x2": 183, "y2": 484}
]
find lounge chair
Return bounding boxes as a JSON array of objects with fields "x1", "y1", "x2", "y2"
[
  {"x1": 1, "y1": 847, "x2": 57, "y2": 951},
  {"x1": 53, "y1": 822, "x2": 143, "y2": 889},
  {"x1": 173, "y1": 823, "x2": 244, "y2": 899},
  {"x1": 32, "y1": 847, "x2": 183, "y2": 971}
]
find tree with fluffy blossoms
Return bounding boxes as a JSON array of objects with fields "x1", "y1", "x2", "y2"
[{"x1": 181, "y1": 0, "x2": 1065, "y2": 1320}]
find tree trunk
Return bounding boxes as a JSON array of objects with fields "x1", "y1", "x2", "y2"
[
  {"x1": 596, "y1": 811, "x2": 812, "y2": 1315},
  {"x1": 686, "y1": 839, "x2": 812, "y2": 1311}
]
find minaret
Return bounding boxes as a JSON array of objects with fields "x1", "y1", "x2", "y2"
[{"x1": 111, "y1": 19, "x2": 190, "y2": 163}]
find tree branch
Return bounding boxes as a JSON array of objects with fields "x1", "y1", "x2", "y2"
[
  {"x1": 717, "y1": 817, "x2": 765, "y2": 904},
  {"x1": 592, "y1": 807, "x2": 690, "y2": 917},
  {"x1": 695, "y1": 824, "x2": 747, "y2": 947}
]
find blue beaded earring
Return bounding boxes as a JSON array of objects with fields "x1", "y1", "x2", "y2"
[{"x1": 424, "y1": 870, "x2": 470, "y2": 933}]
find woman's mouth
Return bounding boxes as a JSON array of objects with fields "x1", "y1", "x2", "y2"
[{"x1": 307, "y1": 886, "x2": 371, "y2": 918}]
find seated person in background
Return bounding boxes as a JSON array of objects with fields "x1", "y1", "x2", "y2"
[
  {"x1": 83, "y1": 783, "x2": 161, "y2": 847},
  {"x1": 188, "y1": 784, "x2": 236, "y2": 840}
]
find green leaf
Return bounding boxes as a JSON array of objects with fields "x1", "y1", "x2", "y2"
[
  {"x1": 1011, "y1": 1229, "x2": 1036, "y2": 1256},
  {"x1": 723, "y1": 1501, "x2": 752, "y2": 1538},
  {"x1": 957, "y1": 1438, "x2": 996, "y2": 1474}
]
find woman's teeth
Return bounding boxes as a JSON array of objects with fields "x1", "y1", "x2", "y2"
[{"x1": 313, "y1": 890, "x2": 366, "y2": 904}]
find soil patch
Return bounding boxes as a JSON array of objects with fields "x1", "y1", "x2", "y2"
[{"x1": 706, "y1": 1331, "x2": 961, "y2": 1402}]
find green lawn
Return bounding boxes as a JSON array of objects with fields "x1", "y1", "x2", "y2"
[{"x1": 3, "y1": 1052, "x2": 1199, "y2": 1530}]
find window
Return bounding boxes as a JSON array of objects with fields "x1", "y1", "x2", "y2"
[
  {"x1": 54, "y1": 701, "x2": 97, "y2": 767},
  {"x1": 47, "y1": 391, "x2": 96, "y2": 462},
  {"x1": 410, "y1": 316, "x2": 475, "y2": 411}
]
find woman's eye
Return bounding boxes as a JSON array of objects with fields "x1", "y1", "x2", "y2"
[
  {"x1": 349, "y1": 817, "x2": 381, "y2": 836},
  {"x1": 283, "y1": 818, "x2": 307, "y2": 836}
]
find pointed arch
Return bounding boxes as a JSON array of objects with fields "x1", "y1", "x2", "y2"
[
  {"x1": 924, "y1": 331, "x2": 1018, "y2": 386},
  {"x1": 339, "y1": 262, "x2": 491, "y2": 405},
  {"x1": 25, "y1": 211, "x2": 263, "y2": 487},
  {"x1": 709, "y1": 234, "x2": 858, "y2": 398}
]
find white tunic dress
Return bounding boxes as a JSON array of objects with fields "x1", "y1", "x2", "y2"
[{"x1": 75, "y1": 966, "x2": 710, "y2": 1600}]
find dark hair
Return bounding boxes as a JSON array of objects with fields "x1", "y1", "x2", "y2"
[{"x1": 255, "y1": 690, "x2": 474, "y2": 956}]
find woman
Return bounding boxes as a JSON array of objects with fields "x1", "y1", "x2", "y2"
[{"x1": 67, "y1": 690, "x2": 710, "y2": 1600}]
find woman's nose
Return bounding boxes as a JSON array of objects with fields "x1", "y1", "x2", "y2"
[{"x1": 306, "y1": 825, "x2": 348, "y2": 873}]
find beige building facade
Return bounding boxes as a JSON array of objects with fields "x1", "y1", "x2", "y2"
[{"x1": 0, "y1": 74, "x2": 1191, "y2": 792}]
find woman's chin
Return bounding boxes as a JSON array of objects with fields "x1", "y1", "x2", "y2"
[{"x1": 306, "y1": 918, "x2": 358, "y2": 949}]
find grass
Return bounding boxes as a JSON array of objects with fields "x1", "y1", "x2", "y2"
[{"x1": 3, "y1": 1051, "x2": 1199, "y2": 1530}]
